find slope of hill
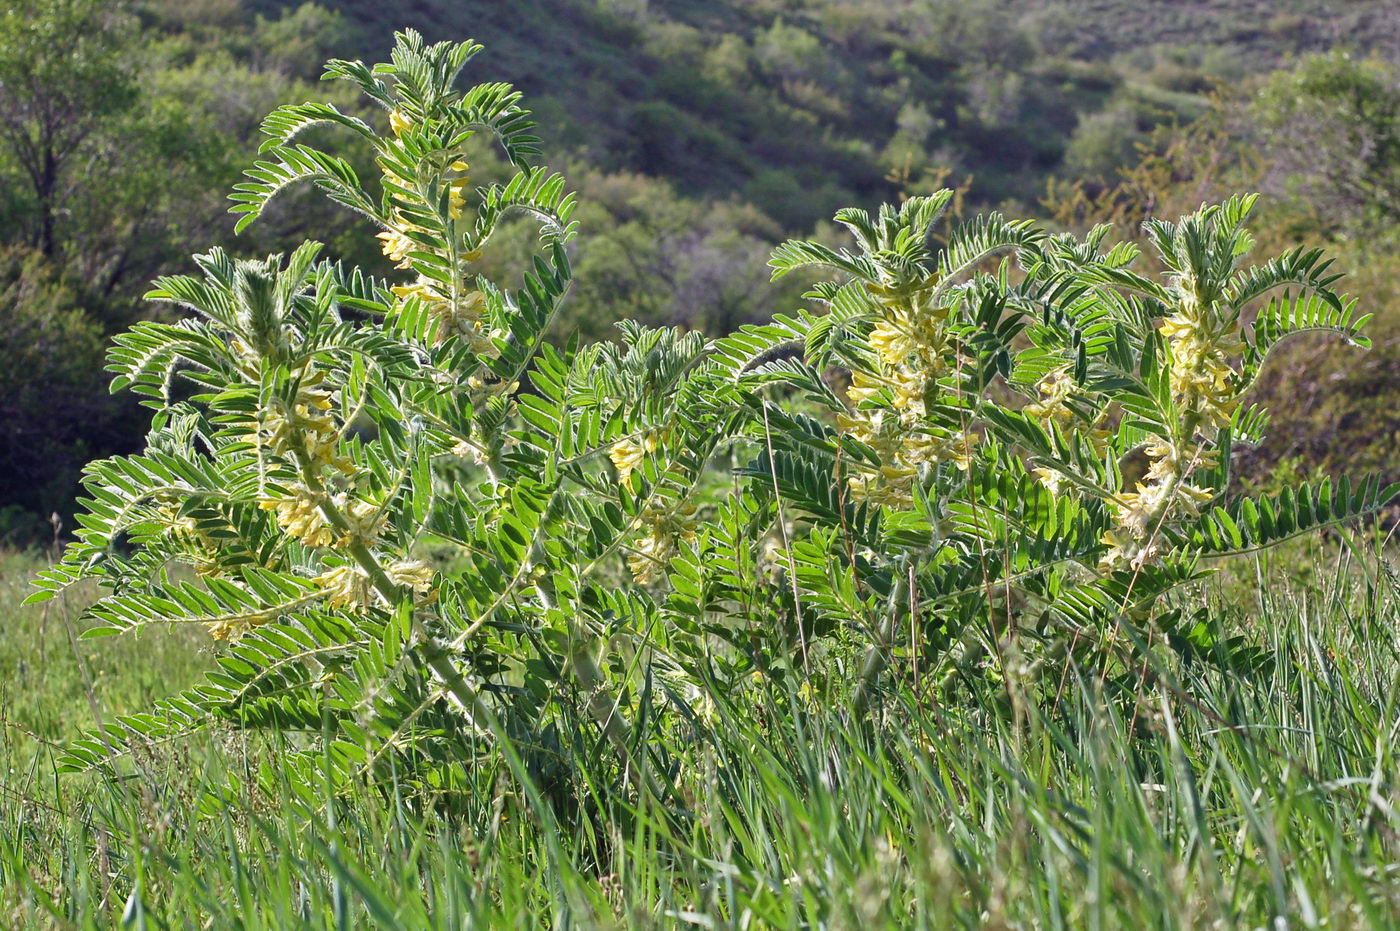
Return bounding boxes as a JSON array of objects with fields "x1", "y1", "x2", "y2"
[
  {"x1": 236, "y1": 0, "x2": 1151, "y2": 222},
  {"x1": 1019, "y1": 0, "x2": 1400, "y2": 63},
  {"x1": 243, "y1": 0, "x2": 1399, "y2": 228}
]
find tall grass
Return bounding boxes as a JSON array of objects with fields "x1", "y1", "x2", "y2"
[{"x1": 3, "y1": 542, "x2": 1399, "y2": 928}]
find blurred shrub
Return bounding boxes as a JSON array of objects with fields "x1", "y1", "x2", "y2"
[
  {"x1": 1064, "y1": 106, "x2": 1146, "y2": 180},
  {"x1": 0, "y1": 251, "x2": 137, "y2": 532},
  {"x1": 249, "y1": 3, "x2": 354, "y2": 79},
  {"x1": 1252, "y1": 52, "x2": 1400, "y2": 233},
  {"x1": 753, "y1": 18, "x2": 827, "y2": 87}
]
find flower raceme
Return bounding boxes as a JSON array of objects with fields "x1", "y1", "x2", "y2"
[
  {"x1": 773, "y1": 193, "x2": 1377, "y2": 592},
  {"x1": 1097, "y1": 215, "x2": 1253, "y2": 570},
  {"x1": 609, "y1": 436, "x2": 654, "y2": 486},
  {"x1": 377, "y1": 109, "x2": 492, "y2": 352},
  {"x1": 627, "y1": 501, "x2": 699, "y2": 585},
  {"x1": 837, "y1": 276, "x2": 975, "y2": 509}
]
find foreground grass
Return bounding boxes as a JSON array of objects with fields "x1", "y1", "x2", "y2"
[
  {"x1": 3, "y1": 544, "x2": 1400, "y2": 927},
  {"x1": 0, "y1": 550, "x2": 208, "y2": 763}
]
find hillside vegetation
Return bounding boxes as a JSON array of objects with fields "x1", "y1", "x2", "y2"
[{"x1": 247, "y1": 0, "x2": 1400, "y2": 220}]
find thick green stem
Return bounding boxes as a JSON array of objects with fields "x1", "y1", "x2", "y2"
[
  {"x1": 343, "y1": 538, "x2": 490, "y2": 729},
  {"x1": 535, "y1": 574, "x2": 664, "y2": 800},
  {"x1": 936, "y1": 626, "x2": 990, "y2": 696},
  {"x1": 852, "y1": 570, "x2": 910, "y2": 716},
  {"x1": 292, "y1": 450, "x2": 489, "y2": 728}
]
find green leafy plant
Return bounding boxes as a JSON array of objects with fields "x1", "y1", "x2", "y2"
[{"x1": 30, "y1": 32, "x2": 1392, "y2": 798}]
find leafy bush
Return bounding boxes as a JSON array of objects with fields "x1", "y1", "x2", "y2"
[
  {"x1": 1252, "y1": 51, "x2": 1400, "y2": 232},
  {"x1": 0, "y1": 250, "x2": 137, "y2": 534},
  {"x1": 1064, "y1": 105, "x2": 1145, "y2": 180},
  {"x1": 31, "y1": 32, "x2": 1392, "y2": 799}
]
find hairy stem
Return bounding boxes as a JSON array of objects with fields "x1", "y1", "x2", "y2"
[
  {"x1": 293, "y1": 449, "x2": 490, "y2": 729},
  {"x1": 535, "y1": 570, "x2": 665, "y2": 801},
  {"x1": 852, "y1": 569, "x2": 911, "y2": 716}
]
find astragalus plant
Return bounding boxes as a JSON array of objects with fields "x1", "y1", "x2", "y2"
[{"x1": 30, "y1": 31, "x2": 1392, "y2": 795}]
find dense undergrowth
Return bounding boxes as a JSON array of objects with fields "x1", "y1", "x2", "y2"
[{"x1": 5, "y1": 541, "x2": 1400, "y2": 927}]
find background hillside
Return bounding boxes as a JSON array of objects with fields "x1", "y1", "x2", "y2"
[
  {"x1": 3, "y1": 0, "x2": 1400, "y2": 540},
  {"x1": 237, "y1": 0, "x2": 1400, "y2": 222}
]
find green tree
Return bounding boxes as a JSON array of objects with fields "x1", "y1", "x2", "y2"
[
  {"x1": 0, "y1": 0, "x2": 139, "y2": 260},
  {"x1": 0, "y1": 0, "x2": 378, "y2": 527},
  {"x1": 1253, "y1": 52, "x2": 1400, "y2": 231},
  {"x1": 0, "y1": 250, "x2": 127, "y2": 527}
]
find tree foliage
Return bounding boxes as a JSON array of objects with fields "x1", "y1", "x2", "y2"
[{"x1": 1253, "y1": 51, "x2": 1400, "y2": 231}]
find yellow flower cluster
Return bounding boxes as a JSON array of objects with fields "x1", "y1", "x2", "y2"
[
  {"x1": 312, "y1": 559, "x2": 435, "y2": 611},
  {"x1": 1032, "y1": 466, "x2": 1069, "y2": 498},
  {"x1": 338, "y1": 497, "x2": 388, "y2": 549},
  {"x1": 1102, "y1": 473, "x2": 1213, "y2": 570},
  {"x1": 156, "y1": 506, "x2": 224, "y2": 578},
  {"x1": 1024, "y1": 367, "x2": 1076, "y2": 429},
  {"x1": 260, "y1": 368, "x2": 351, "y2": 476},
  {"x1": 379, "y1": 110, "x2": 494, "y2": 355},
  {"x1": 609, "y1": 434, "x2": 660, "y2": 485},
  {"x1": 447, "y1": 159, "x2": 469, "y2": 220},
  {"x1": 379, "y1": 154, "x2": 471, "y2": 225},
  {"x1": 1159, "y1": 318, "x2": 1242, "y2": 428},
  {"x1": 1159, "y1": 277, "x2": 1242, "y2": 433},
  {"x1": 839, "y1": 290, "x2": 972, "y2": 508},
  {"x1": 376, "y1": 229, "x2": 417, "y2": 268},
  {"x1": 208, "y1": 616, "x2": 260, "y2": 642},
  {"x1": 313, "y1": 563, "x2": 373, "y2": 610},
  {"x1": 1101, "y1": 276, "x2": 1241, "y2": 570},
  {"x1": 386, "y1": 559, "x2": 436, "y2": 598},
  {"x1": 626, "y1": 501, "x2": 698, "y2": 585},
  {"x1": 466, "y1": 374, "x2": 518, "y2": 398},
  {"x1": 261, "y1": 495, "x2": 334, "y2": 548},
  {"x1": 391, "y1": 278, "x2": 497, "y2": 351},
  {"x1": 374, "y1": 153, "x2": 424, "y2": 268},
  {"x1": 1022, "y1": 367, "x2": 1111, "y2": 498},
  {"x1": 259, "y1": 493, "x2": 386, "y2": 551}
]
